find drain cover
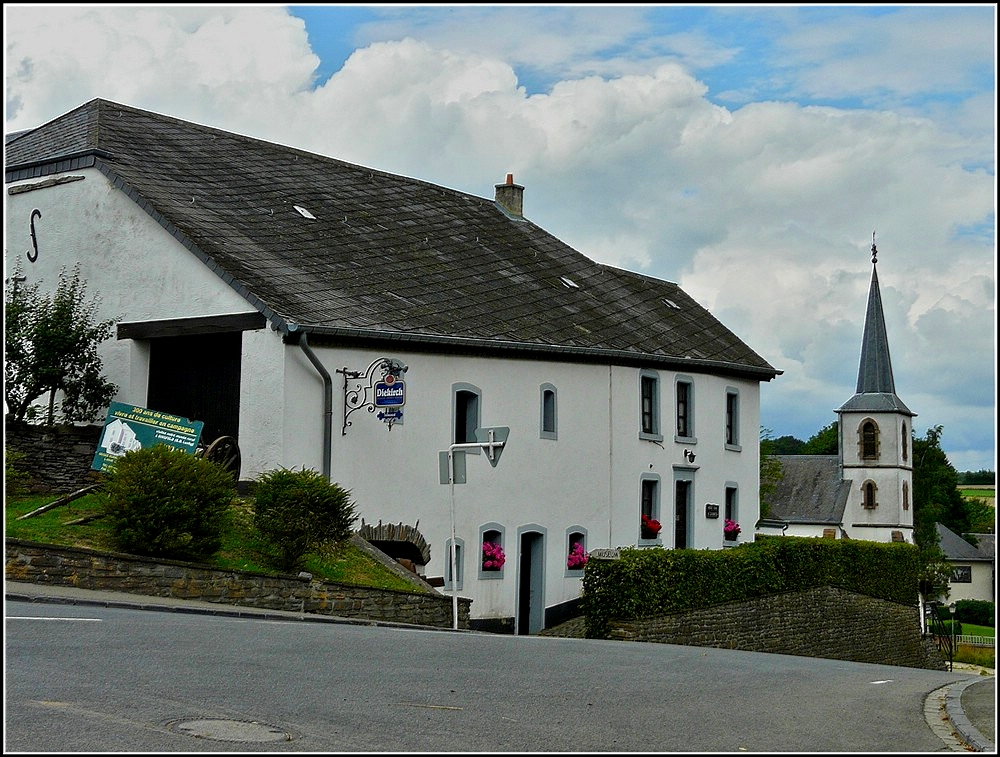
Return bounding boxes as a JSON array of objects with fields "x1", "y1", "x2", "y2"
[{"x1": 169, "y1": 718, "x2": 291, "y2": 743}]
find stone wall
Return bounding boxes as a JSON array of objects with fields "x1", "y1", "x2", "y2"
[
  {"x1": 606, "y1": 586, "x2": 947, "y2": 670},
  {"x1": 5, "y1": 420, "x2": 104, "y2": 494},
  {"x1": 5, "y1": 539, "x2": 471, "y2": 629}
]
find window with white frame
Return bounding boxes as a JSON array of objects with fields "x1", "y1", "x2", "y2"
[
  {"x1": 725, "y1": 389, "x2": 740, "y2": 448},
  {"x1": 639, "y1": 475, "x2": 662, "y2": 541},
  {"x1": 676, "y1": 377, "x2": 694, "y2": 440},
  {"x1": 480, "y1": 524, "x2": 506, "y2": 578},
  {"x1": 540, "y1": 383, "x2": 557, "y2": 440},
  {"x1": 640, "y1": 371, "x2": 661, "y2": 440},
  {"x1": 445, "y1": 538, "x2": 465, "y2": 589},
  {"x1": 453, "y1": 383, "x2": 481, "y2": 445},
  {"x1": 725, "y1": 484, "x2": 738, "y2": 523}
]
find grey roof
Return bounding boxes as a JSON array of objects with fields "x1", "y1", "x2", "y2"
[
  {"x1": 838, "y1": 262, "x2": 913, "y2": 415},
  {"x1": 936, "y1": 523, "x2": 993, "y2": 562},
  {"x1": 4, "y1": 99, "x2": 779, "y2": 380},
  {"x1": 764, "y1": 455, "x2": 852, "y2": 525}
]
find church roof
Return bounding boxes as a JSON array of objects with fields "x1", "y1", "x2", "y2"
[
  {"x1": 4, "y1": 98, "x2": 779, "y2": 380},
  {"x1": 838, "y1": 247, "x2": 913, "y2": 416},
  {"x1": 764, "y1": 455, "x2": 852, "y2": 526}
]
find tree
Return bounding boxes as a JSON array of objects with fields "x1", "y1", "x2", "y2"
[
  {"x1": 4, "y1": 265, "x2": 119, "y2": 424},
  {"x1": 759, "y1": 428, "x2": 784, "y2": 519},
  {"x1": 802, "y1": 421, "x2": 838, "y2": 455},
  {"x1": 912, "y1": 425, "x2": 969, "y2": 547}
]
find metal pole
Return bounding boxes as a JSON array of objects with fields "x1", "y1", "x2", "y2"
[
  {"x1": 949, "y1": 602, "x2": 957, "y2": 671},
  {"x1": 449, "y1": 449, "x2": 459, "y2": 630}
]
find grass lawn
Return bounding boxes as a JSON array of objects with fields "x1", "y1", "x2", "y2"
[{"x1": 5, "y1": 492, "x2": 428, "y2": 594}]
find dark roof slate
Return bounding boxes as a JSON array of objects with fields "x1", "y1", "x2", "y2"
[
  {"x1": 5, "y1": 99, "x2": 778, "y2": 379},
  {"x1": 765, "y1": 455, "x2": 852, "y2": 525},
  {"x1": 936, "y1": 523, "x2": 992, "y2": 562}
]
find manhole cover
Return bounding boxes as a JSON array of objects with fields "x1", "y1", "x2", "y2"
[{"x1": 169, "y1": 718, "x2": 291, "y2": 743}]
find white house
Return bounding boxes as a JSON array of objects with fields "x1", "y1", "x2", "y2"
[
  {"x1": 757, "y1": 240, "x2": 916, "y2": 545},
  {"x1": 933, "y1": 524, "x2": 995, "y2": 604},
  {"x1": 4, "y1": 99, "x2": 780, "y2": 633}
]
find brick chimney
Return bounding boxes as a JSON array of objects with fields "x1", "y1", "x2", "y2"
[{"x1": 494, "y1": 173, "x2": 524, "y2": 218}]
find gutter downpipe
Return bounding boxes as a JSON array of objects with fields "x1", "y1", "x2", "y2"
[{"x1": 291, "y1": 327, "x2": 333, "y2": 481}]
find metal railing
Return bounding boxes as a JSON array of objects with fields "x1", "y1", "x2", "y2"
[{"x1": 954, "y1": 634, "x2": 995, "y2": 647}]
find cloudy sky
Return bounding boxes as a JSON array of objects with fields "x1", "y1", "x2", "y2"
[{"x1": 4, "y1": 4, "x2": 996, "y2": 473}]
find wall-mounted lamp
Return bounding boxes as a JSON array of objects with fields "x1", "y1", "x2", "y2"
[{"x1": 683, "y1": 449, "x2": 696, "y2": 463}]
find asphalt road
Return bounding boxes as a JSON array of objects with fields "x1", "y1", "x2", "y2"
[{"x1": 4, "y1": 597, "x2": 988, "y2": 753}]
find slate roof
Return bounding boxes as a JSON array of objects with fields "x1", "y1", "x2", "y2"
[
  {"x1": 4, "y1": 99, "x2": 778, "y2": 380},
  {"x1": 838, "y1": 261, "x2": 913, "y2": 415},
  {"x1": 765, "y1": 455, "x2": 852, "y2": 526},
  {"x1": 936, "y1": 523, "x2": 993, "y2": 562}
]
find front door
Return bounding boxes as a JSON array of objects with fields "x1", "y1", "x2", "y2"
[
  {"x1": 517, "y1": 531, "x2": 544, "y2": 635},
  {"x1": 675, "y1": 479, "x2": 690, "y2": 549}
]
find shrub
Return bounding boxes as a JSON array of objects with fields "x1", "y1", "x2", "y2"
[
  {"x1": 101, "y1": 443, "x2": 236, "y2": 559},
  {"x1": 957, "y1": 599, "x2": 995, "y2": 627},
  {"x1": 252, "y1": 467, "x2": 358, "y2": 573}
]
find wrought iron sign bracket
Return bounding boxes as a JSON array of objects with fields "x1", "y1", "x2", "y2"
[{"x1": 336, "y1": 357, "x2": 408, "y2": 435}]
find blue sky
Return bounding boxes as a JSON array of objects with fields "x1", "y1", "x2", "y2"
[{"x1": 5, "y1": 4, "x2": 997, "y2": 472}]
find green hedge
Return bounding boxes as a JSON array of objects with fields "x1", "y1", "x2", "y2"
[{"x1": 581, "y1": 536, "x2": 921, "y2": 639}]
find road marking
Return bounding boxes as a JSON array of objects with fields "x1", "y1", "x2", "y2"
[
  {"x1": 7, "y1": 616, "x2": 102, "y2": 622},
  {"x1": 398, "y1": 703, "x2": 464, "y2": 710}
]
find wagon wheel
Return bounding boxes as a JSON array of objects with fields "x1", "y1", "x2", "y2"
[{"x1": 202, "y1": 435, "x2": 241, "y2": 480}]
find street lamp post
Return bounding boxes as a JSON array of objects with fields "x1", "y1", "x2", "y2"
[{"x1": 444, "y1": 428, "x2": 508, "y2": 630}]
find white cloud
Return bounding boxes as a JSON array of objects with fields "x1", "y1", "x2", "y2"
[{"x1": 4, "y1": 5, "x2": 994, "y2": 469}]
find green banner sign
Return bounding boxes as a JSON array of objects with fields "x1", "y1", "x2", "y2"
[{"x1": 92, "y1": 402, "x2": 204, "y2": 472}]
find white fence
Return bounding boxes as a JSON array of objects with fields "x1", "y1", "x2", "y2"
[{"x1": 954, "y1": 634, "x2": 995, "y2": 647}]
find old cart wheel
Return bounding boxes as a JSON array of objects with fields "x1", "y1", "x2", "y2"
[{"x1": 203, "y1": 436, "x2": 241, "y2": 480}]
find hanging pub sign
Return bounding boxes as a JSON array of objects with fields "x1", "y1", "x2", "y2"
[{"x1": 92, "y1": 402, "x2": 204, "y2": 472}]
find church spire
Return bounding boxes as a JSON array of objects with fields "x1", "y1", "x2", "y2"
[{"x1": 837, "y1": 234, "x2": 913, "y2": 415}]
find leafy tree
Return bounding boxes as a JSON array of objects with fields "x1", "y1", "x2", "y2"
[
  {"x1": 759, "y1": 428, "x2": 784, "y2": 519},
  {"x1": 769, "y1": 434, "x2": 806, "y2": 454},
  {"x1": 958, "y1": 469, "x2": 996, "y2": 485},
  {"x1": 4, "y1": 264, "x2": 119, "y2": 424},
  {"x1": 802, "y1": 421, "x2": 838, "y2": 455},
  {"x1": 912, "y1": 425, "x2": 969, "y2": 547},
  {"x1": 964, "y1": 498, "x2": 995, "y2": 535}
]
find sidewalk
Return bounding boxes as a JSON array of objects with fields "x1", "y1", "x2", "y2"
[{"x1": 5, "y1": 581, "x2": 996, "y2": 752}]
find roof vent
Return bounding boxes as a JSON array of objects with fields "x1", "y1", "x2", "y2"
[
  {"x1": 293, "y1": 205, "x2": 316, "y2": 219},
  {"x1": 494, "y1": 173, "x2": 524, "y2": 218}
]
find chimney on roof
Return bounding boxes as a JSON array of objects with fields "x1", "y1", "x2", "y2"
[{"x1": 494, "y1": 173, "x2": 524, "y2": 218}]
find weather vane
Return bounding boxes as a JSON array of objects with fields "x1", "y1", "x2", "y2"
[{"x1": 871, "y1": 231, "x2": 878, "y2": 264}]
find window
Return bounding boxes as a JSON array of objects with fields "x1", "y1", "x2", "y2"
[
  {"x1": 445, "y1": 538, "x2": 464, "y2": 589},
  {"x1": 860, "y1": 420, "x2": 879, "y2": 460},
  {"x1": 676, "y1": 377, "x2": 694, "y2": 439},
  {"x1": 863, "y1": 480, "x2": 878, "y2": 509},
  {"x1": 951, "y1": 566, "x2": 972, "y2": 583},
  {"x1": 639, "y1": 371, "x2": 661, "y2": 439},
  {"x1": 902, "y1": 481, "x2": 909, "y2": 511},
  {"x1": 725, "y1": 485, "x2": 738, "y2": 524},
  {"x1": 566, "y1": 529, "x2": 588, "y2": 572},
  {"x1": 901, "y1": 422, "x2": 908, "y2": 462},
  {"x1": 453, "y1": 383, "x2": 481, "y2": 445},
  {"x1": 725, "y1": 389, "x2": 740, "y2": 447},
  {"x1": 480, "y1": 525, "x2": 506, "y2": 578},
  {"x1": 540, "y1": 383, "x2": 557, "y2": 440},
  {"x1": 639, "y1": 476, "x2": 661, "y2": 541}
]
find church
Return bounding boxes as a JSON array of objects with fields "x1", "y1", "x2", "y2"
[{"x1": 757, "y1": 239, "x2": 916, "y2": 544}]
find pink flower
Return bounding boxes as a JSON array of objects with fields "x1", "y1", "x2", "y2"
[
  {"x1": 482, "y1": 541, "x2": 506, "y2": 570},
  {"x1": 567, "y1": 542, "x2": 589, "y2": 569}
]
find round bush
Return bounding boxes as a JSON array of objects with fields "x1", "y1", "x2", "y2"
[
  {"x1": 101, "y1": 443, "x2": 236, "y2": 559},
  {"x1": 253, "y1": 467, "x2": 358, "y2": 573}
]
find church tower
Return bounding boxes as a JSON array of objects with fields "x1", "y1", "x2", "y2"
[{"x1": 836, "y1": 236, "x2": 916, "y2": 543}]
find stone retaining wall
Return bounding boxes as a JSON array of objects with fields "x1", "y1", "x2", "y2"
[
  {"x1": 5, "y1": 420, "x2": 104, "y2": 494},
  {"x1": 5, "y1": 539, "x2": 471, "y2": 629},
  {"x1": 606, "y1": 586, "x2": 947, "y2": 670}
]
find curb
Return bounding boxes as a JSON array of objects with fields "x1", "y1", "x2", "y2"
[{"x1": 946, "y1": 677, "x2": 996, "y2": 753}]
